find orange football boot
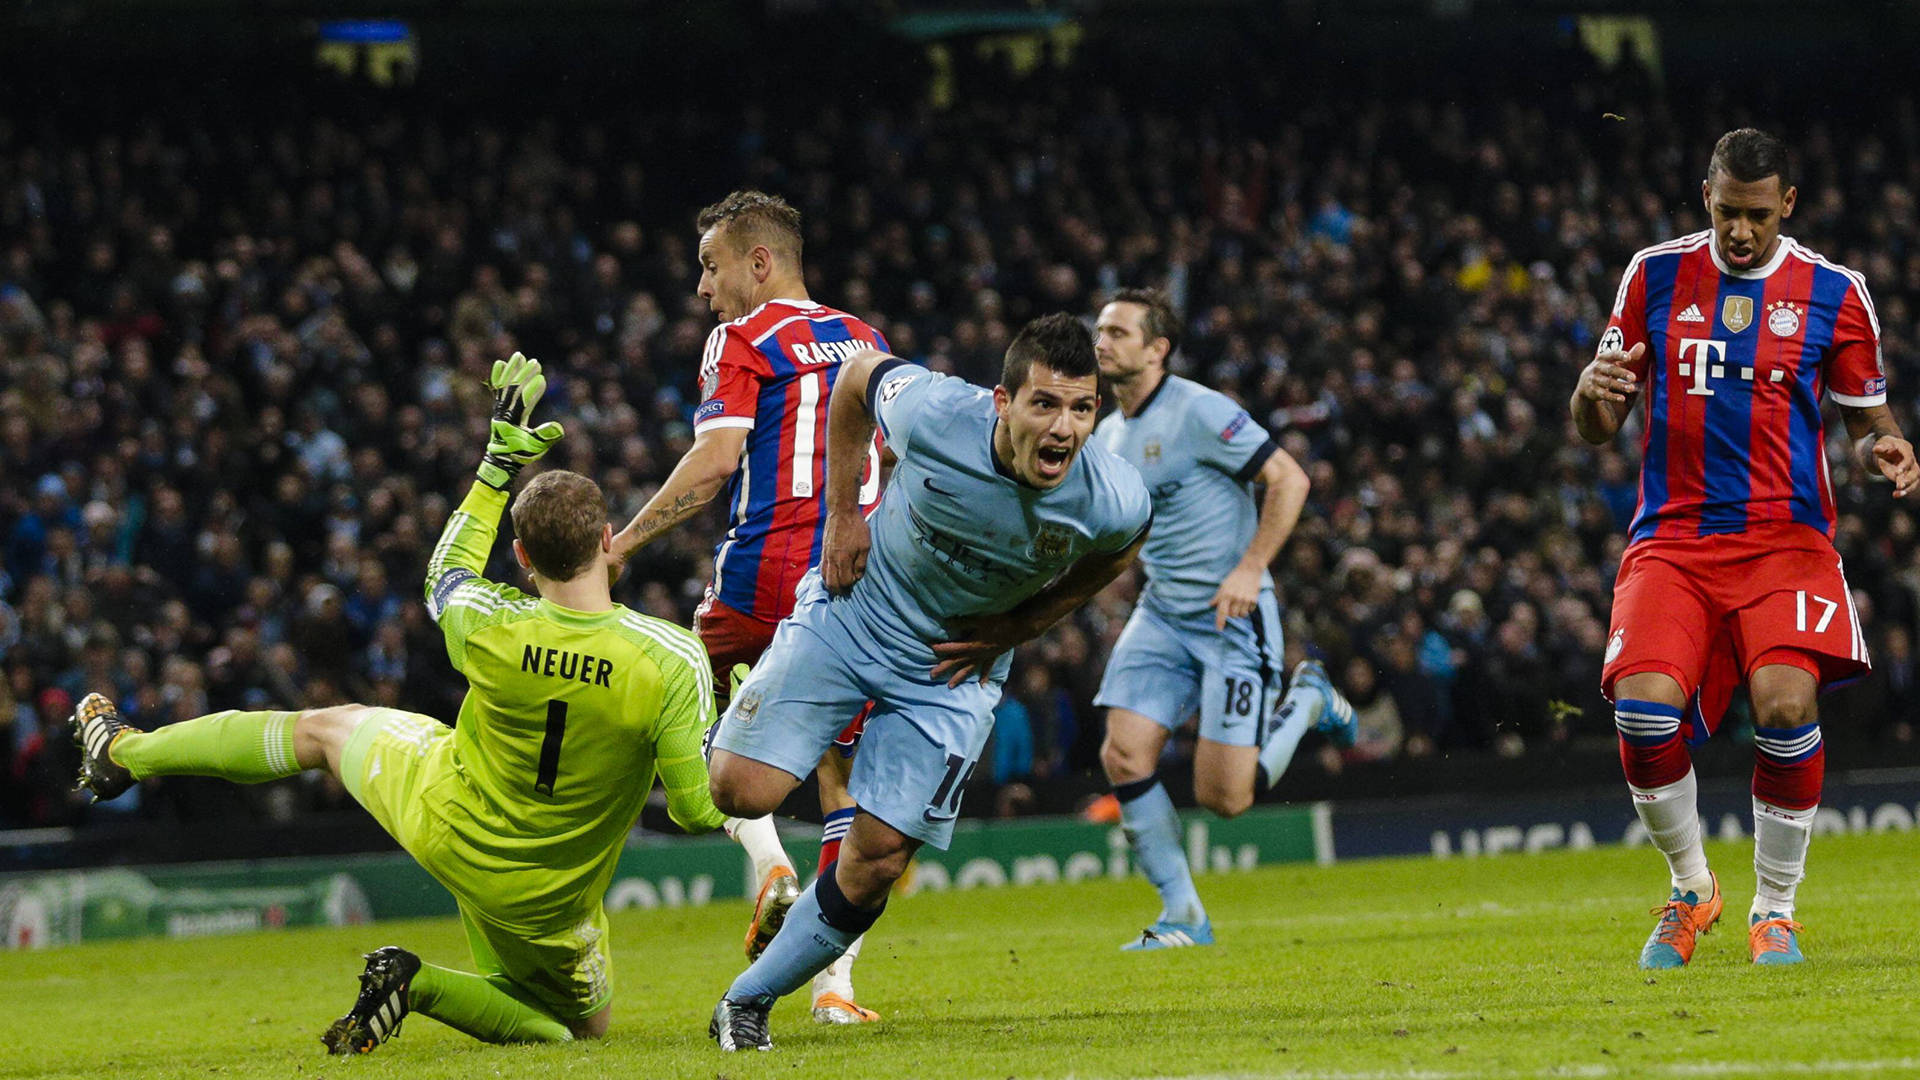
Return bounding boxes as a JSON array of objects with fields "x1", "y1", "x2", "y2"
[
  {"x1": 1638, "y1": 872, "x2": 1722, "y2": 968},
  {"x1": 745, "y1": 865, "x2": 800, "y2": 959}
]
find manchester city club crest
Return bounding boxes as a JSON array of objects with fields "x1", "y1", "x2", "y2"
[
  {"x1": 1721, "y1": 295, "x2": 1753, "y2": 334},
  {"x1": 1029, "y1": 522, "x2": 1075, "y2": 562},
  {"x1": 732, "y1": 688, "x2": 762, "y2": 728},
  {"x1": 1767, "y1": 300, "x2": 1803, "y2": 337}
]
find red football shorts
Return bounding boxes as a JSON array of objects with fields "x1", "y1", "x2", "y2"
[
  {"x1": 1602, "y1": 522, "x2": 1869, "y2": 739},
  {"x1": 694, "y1": 587, "x2": 870, "y2": 752}
]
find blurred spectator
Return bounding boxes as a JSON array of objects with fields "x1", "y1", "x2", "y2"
[
  {"x1": 989, "y1": 696, "x2": 1034, "y2": 786},
  {"x1": 1341, "y1": 657, "x2": 1404, "y2": 763},
  {"x1": 4, "y1": 37, "x2": 1920, "y2": 832}
]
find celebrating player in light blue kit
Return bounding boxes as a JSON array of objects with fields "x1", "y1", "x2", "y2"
[
  {"x1": 1092, "y1": 289, "x2": 1356, "y2": 951},
  {"x1": 700, "y1": 314, "x2": 1151, "y2": 1051}
]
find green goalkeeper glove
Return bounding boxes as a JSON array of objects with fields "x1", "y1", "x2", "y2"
[{"x1": 477, "y1": 352, "x2": 565, "y2": 490}]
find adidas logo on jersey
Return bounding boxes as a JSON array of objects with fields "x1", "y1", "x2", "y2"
[{"x1": 1677, "y1": 303, "x2": 1706, "y2": 323}]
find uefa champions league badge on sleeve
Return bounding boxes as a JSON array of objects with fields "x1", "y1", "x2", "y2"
[{"x1": 879, "y1": 371, "x2": 918, "y2": 403}]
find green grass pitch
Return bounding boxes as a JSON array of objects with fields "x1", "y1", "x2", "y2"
[{"x1": 4, "y1": 830, "x2": 1919, "y2": 1080}]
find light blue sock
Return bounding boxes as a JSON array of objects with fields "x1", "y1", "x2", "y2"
[
  {"x1": 727, "y1": 862, "x2": 881, "y2": 1002},
  {"x1": 1257, "y1": 683, "x2": 1321, "y2": 789},
  {"x1": 1117, "y1": 776, "x2": 1205, "y2": 926}
]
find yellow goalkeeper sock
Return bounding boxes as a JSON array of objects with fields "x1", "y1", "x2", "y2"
[
  {"x1": 409, "y1": 964, "x2": 575, "y2": 1044},
  {"x1": 109, "y1": 710, "x2": 302, "y2": 783}
]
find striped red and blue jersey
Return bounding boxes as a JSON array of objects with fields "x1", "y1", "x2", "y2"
[
  {"x1": 693, "y1": 298, "x2": 889, "y2": 622},
  {"x1": 1605, "y1": 231, "x2": 1885, "y2": 543}
]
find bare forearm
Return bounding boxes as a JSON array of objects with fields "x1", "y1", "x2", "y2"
[
  {"x1": 1002, "y1": 543, "x2": 1142, "y2": 638},
  {"x1": 826, "y1": 354, "x2": 882, "y2": 514},
  {"x1": 1844, "y1": 403, "x2": 1905, "y2": 470},
  {"x1": 1843, "y1": 402, "x2": 1901, "y2": 440},
  {"x1": 1570, "y1": 392, "x2": 1624, "y2": 445},
  {"x1": 1238, "y1": 464, "x2": 1306, "y2": 572},
  {"x1": 623, "y1": 457, "x2": 729, "y2": 551}
]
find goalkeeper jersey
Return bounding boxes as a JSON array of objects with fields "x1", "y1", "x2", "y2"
[{"x1": 420, "y1": 482, "x2": 726, "y2": 930}]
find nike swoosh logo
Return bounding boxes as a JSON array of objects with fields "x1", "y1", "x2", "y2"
[
  {"x1": 922, "y1": 808, "x2": 958, "y2": 823},
  {"x1": 923, "y1": 478, "x2": 959, "y2": 497}
]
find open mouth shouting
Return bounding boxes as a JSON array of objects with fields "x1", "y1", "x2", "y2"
[{"x1": 1035, "y1": 443, "x2": 1073, "y2": 481}]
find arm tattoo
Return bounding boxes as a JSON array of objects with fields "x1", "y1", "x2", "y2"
[{"x1": 632, "y1": 488, "x2": 705, "y2": 546}]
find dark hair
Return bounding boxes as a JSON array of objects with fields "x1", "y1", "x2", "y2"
[
  {"x1": 1109, "y1": 287, "x2": 1182, "y2": 358},
  {"x1": 1708, "y1": 128, "x2": 1791, "y2": 189},
  {"x1": 1001, "y1": 312, "x2": 1098, "y2": 395},
  {"x1": 695, "y1": 189, "x2": 803, "y2": 262},
  {"x1": 510, "y1": 470, "x2": 607, "y2": 582}
]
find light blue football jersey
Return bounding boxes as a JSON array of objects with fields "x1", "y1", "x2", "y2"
[
  {"x1": 844, "y1": 362, "x2": 1153, "y2": 675},
  {"x1": 1094, "y1": 374, "x2": 1278, "y2": 620}
]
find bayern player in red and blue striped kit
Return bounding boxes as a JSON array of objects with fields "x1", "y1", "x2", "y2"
[
  {"x1": 608, "y1": 191, "x2": 883, "y2": 1023},
  {"x1": 688, "y1": 292, "x2": 887, "y2": 628},
  {"x1": 1574, "y1": 129, "x2": 1920, "y2": 969}
]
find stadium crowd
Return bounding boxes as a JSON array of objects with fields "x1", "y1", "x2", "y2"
[{"x1": 5, "y1": 45, "x2": 1920, "y2": 829}]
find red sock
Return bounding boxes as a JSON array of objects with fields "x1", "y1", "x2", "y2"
[
  {"x1": 1752, "y1": 723, "x2": 1824, "y2": 811},
  {"x1": 1615, "y1": 698, "x2": 1692, "y2": 788},
  {"x1": 819, "y1": 806, "x2": 857, "y2": 872}
]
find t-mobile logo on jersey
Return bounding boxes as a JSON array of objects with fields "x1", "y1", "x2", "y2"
[
  {"x1": 1678, "y1": 337, "x2": 1797, "y2": 400},
  {"x1": 1676, "y1": 338, "x2": 1793, "y2": 397},
  {"x1": 1677, "y1": 339, "x2": 1727, "y2": 396}
]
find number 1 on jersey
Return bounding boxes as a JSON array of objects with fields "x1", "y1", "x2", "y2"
[
  {"x1": 535, "y1": 699, "x2": 569, "y2": 796},
  {"x1": 790, "y1": 371, "x2": 883, "y2": 503}
]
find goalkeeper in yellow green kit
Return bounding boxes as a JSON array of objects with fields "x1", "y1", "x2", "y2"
[{"x1": 69, "y1": 354, "x2": 795, "y2": 1051}]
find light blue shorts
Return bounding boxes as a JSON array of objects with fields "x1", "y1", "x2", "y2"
[
  {"x1": 708, "y1": 573, "x2": 1003, "y2": 850},
  {"x1": 1094, "y1": 593, "x2": 1284, "y2": 747}
]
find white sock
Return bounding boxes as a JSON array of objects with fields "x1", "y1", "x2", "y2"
[
  {"x1": 1752, "y1": 798, "x2": 1816, "y2": 918},
  {"x1": 1629, "y1": 769, "x2": 1712, "y2": 897},
  {"x1": 813, "y1": 932, "x2": 863, "y2": 1001},
  {"x1": 1257, "y1": 685, "x2": 1319, "y2": 790},
  {"x1": 724, "y1": 815, "x2": 792, "y2": 886}
]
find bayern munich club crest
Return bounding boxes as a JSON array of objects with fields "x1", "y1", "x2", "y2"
[{"x1": 1767, "y1": 300, "x2": 1804, "y2": 337}]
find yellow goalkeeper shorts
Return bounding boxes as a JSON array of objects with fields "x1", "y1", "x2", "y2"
[{"x1": 340, "y1": 708, "x2": 613, "y2": 1021}]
